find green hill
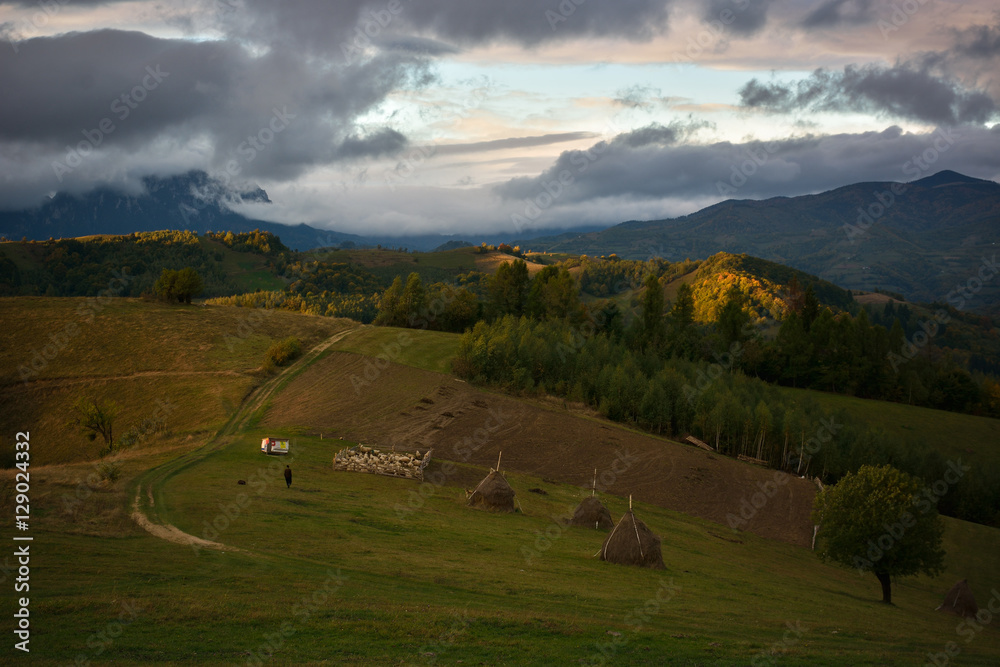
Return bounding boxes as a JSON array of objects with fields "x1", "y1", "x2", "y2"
[
  {"x1": 523, "y1": 171, "x2": 1000, "y2": 317},
  {"x1": 1, "y1": 299, "x2": 999, "y2": 664}
]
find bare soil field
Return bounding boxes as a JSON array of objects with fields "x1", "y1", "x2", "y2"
[{"x1": 263, "y1": 350, "x2": 816, "y2": 547}]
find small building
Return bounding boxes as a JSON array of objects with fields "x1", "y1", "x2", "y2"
[{"x1": 261, "y1": 437, "x2": 290, "y2": 455}]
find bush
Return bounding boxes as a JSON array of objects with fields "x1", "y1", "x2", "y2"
[
  {"x1": 97, "y1": 461, "x2": 122, "y2": 484},
  {"x1": 266, "y1": 337, "x2": 302, "y2": 367}
]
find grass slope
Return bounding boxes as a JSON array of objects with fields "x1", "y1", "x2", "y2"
[
  {"x1": 2, "y1": 302, "x2": 999, "y2": 665},
  {"x1": 18, "y1": 427, "x2": 1000, "y2": 665},
  {"x1": 0, "y1": 297, "x2": 350, "y2": 465},
  {"x1": 783, "y1": 387, "x2": 1000, "y2": 470}
]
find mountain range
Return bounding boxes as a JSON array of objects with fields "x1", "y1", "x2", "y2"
[
  {"x1": 1, "y1": 169, "x2": 997, "y2": 313},
  {"x1": 522, "y1": 170, "x2": 1000, "y2": 314},
  {"x1": 0, "y1": 171, "x2": 597, "y2": 253}
]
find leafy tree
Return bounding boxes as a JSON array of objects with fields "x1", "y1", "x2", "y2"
[
  {"x1": 812, "y1": 464, "x2": 945, "y2": 604},
  {"x1": 153, "y1": 268, "x2": 178, "y2": 300},
  {"x1": 70, "y1": 397, "x2": 119, "y2": 455},
  {"x1": 400, "y1": 272, "x2": 426, "y2": 325},
  {"x1": 666, "y1": 282, "x2": 697, "y2": 358},
  {"x1": 437, "y1": 285, "x2": 480, "y2": 333},
  {"x1": 801, "y1": 284, "x2": 819, "y2": 332},
  {"x1": 526, "y1": 266, "x2": 579, "y2": 320},
  {"x1": 488, "y1": 259, "x2": 529, "y2": 318},
  {"x1": 154, "y1": 267, "x2": 203, "y2": 303},
  {"x1": 715, "y1": 286, "x2": 750, "y2": 350},
  {"x1": 174, "y1": 267, "x2": 203, "y2": 303},
  {"x1": 375, "y1": 276, "x2": 404, "y2": 326},
  {"x1": 639, "y1": 274, "x2": 665, "y2": 350}
]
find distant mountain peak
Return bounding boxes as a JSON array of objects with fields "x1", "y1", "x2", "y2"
[{"x1": 912, "y1": 170, "x2": 993, "y2": 189}]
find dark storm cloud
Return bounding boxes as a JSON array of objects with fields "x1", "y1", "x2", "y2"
[
  {"x1": 236, "y1": 0, "x2": 674, "y2": 53},
  {"x1": 372, "y1": 34, "x2": 460, "y2": 57},
  {"x1": 801, "y1": 0, "x2": 873, "y2": 29},
  {"x1": 494, "y1": 124, "x2": 1000, "y2": 206},
  {"x1": 738, "y1": 64, "x2": 998, "y2": 125},
  {"x1": 335, "y1": 129, "x2": 409, "y2": 159},
  {"x1": 611, "y1": 120, "x2": 710, "y2": 148},
  {"x1": 494, "y1": 120, "x2": 709, "y2": 200},
  {"x1": 0, "y1": 26, "x2": 433, "y2": 206},
  {"x1": 953, "y1": 23, "x2": 1000, "y2": 60},
  {"x1": 702, "y1": 0, "x2": 772, "y2": 36}
]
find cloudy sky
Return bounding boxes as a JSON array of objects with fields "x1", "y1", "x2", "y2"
[{"x1": 2, "y1": 0, "x2": 999, "y2": 237}]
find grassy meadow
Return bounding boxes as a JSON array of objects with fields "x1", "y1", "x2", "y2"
[{"x1": 1, "y1": 298, "x2": 998, "y2": 665}]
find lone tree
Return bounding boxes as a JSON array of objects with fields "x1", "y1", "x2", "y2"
[
  {"x1": 70, "y1": 397, "x2": 119, "y2": 455},
  {"x1": 812, "y1": 464, "x2": 945, "y2": 604},
  {"x1": 154, "y1": 267, "x2": 203, "y2": 304}
]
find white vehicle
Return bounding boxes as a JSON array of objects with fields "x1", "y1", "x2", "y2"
[{"x1": 261, "y1": 437, "x2": 290, "y2": 455}]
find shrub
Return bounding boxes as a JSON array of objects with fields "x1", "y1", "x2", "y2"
[
  {"x1": 266, "y1": 337, "x2": 302, "y2": 367},
  {"x1": 97, "y1": 461, "x2": 122, "y2": 484}
]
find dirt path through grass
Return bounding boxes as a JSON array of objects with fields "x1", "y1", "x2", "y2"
[{"x1": 130, "y1": 327, "x2": 358, "y2": 550}]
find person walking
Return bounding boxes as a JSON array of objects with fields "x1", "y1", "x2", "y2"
[{"x1": 284, "y1": 465, "x2": 292, "y2": 488}]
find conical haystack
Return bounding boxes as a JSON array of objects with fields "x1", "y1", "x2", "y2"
[
  {"x1": 466, "y1": 470, "x2": 516, "y2": 512},
  {"x1": 937, "y1": 580, "x2": 979, "y2": 618},
  {"x1": 600, "y1": 509, "x2": 665, "y2": 569},
  {"x1": 568, "y1": 496, "x2": 614, "y2": 530}
]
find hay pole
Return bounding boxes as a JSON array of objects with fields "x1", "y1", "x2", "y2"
[
  {"x1": 591, "y1": 468, "x2": 597, "y2": 497},
  {"x1": 495, "y1": 450, "x2": 502, "y2": 473},
  {"x1": 603, "y1": 509, "x2": 626, "y2": 560},
  {"x1": 630, "y1": 495, "x2": 644, "y2": 559}
]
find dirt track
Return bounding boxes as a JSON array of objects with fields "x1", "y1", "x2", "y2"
[{"x1": 264, "y1": 351, "x2": 818, "y2": 548}]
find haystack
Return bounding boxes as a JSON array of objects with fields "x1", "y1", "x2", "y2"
[
  {"x1": 568, "y1": 496, "x2": 614, "y2": 530},
  {"x1": 600, "y1": 509, "x2": 665, "y2": 569},
  {"x1": 466, "y1": 470, "x2": 516, "y2": 512},
  {"x1": 937, "y1": 580, "x2": 979, "y2": 618}
]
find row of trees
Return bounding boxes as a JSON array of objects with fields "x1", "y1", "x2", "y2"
[
  {"x1": 452, "y1": 315, "x2": 1000, "y2": 526},
  {"x1": 6, "y1": 231, "x2": 240, "y2": 297}
]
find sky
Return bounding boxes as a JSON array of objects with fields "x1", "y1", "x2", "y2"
[{"x1": 1, "y1": 0, "x2": 999, "y2": 237}]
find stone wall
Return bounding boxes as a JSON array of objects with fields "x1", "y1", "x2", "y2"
[{"x1": 333, "y1": 445, "x2": 432, "y2": 480}]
